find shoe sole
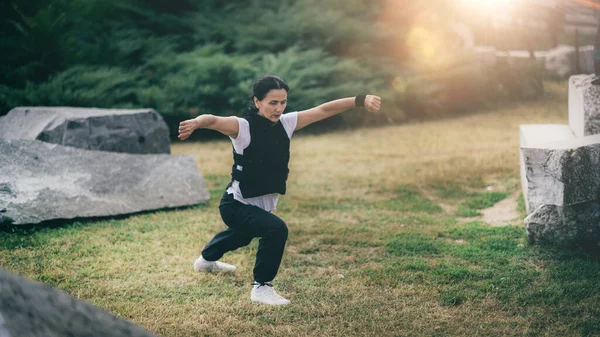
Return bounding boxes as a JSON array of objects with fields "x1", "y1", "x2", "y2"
[
  {"x1": 194, "y1": 268, "x2": 235, "y2": 273},
  {"x1": 250, "y1": 298, "x2": 291, "y2": 305},
  {"x1": 193, "y1": 262, "x2": 236, "y2": 273}
]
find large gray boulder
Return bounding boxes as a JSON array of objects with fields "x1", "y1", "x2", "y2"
[
  {"x1": 0, "y1": 269, "x2": 157, "y2": 337},
  {"x1": 0, "y1": 139, "x2": 209, "y2": 226},
  {"x1": 0, "y1": 107, "x2": 170, "y2": 154},
  {"x1": 569, "y1": 74, "x2": 600, "y2": 138},
  {"x1": 521, "y1": 134, "x2": 600, "y2": 245}
]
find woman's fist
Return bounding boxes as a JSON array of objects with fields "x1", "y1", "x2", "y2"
[
  {"x1": 365, "y1": 95, "x2": 381, "y2": 113},
  {"x1": 178, "y1": 118, "x2": 199, "y2": 140}
]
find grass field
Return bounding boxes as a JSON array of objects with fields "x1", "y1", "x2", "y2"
[{"x1": 2, "y1": 82, "x2": 600, "y2": 336}]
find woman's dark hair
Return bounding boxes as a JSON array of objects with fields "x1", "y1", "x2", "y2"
[{"x1": 247, "y1": 75, "x2": 289, "y2": 115}]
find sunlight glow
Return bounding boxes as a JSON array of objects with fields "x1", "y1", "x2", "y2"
[
  {"x1": 406, "y1": 27, "x2": 442, "y2": 67},
  {"x1": 456, "y1": 0, "x2": 516, "y2": 13}
]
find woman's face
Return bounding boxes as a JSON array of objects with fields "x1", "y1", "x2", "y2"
[{"x1": 255, "y1": 89, "x2": 287, "y2": 122}]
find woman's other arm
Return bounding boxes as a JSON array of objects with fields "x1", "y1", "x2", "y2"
[
  {"x1": 295, "y1": 95, "x2": 381, "y2": 131},
  {"x1": 178, "y1": 115, "x2": 239, "y2": 140}
]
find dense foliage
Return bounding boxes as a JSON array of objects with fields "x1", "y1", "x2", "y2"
[{"x1": 0, "y1": 0, "x2": 545, "y2": 137}]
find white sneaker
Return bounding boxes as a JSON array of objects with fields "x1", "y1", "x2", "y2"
[
  {"x1": 193, "y1": 256, "x2": 236, "y2": 273},
  {"x1": 250, "y1": 282, "x2": 291, "y2": 305}
]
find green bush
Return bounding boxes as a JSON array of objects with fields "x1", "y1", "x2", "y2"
[
  {"x1": 2, "y1": 45, "x2": 396, "y2": 135},
  {"x1": 13, "y1": 66, "x2": 145, "y2": 108}
]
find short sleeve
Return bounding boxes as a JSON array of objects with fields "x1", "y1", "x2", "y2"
[
  {"x1": 230, "y1": 118, "x2": 251, "y2": 154},
  {"x1": 280, "y1": 111, "x2": 298, "y2": 139}
]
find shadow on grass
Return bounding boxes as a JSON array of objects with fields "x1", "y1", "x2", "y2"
[{"x1": 0, "y1": 203, "x2": 211, "y2": 248}]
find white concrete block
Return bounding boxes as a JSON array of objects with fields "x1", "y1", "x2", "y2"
[
  {"x1": 521, "y1": 133, "x2": 600, "y2": 213},
  {"x1": 519, "y1": 124, "x2": 576, "y2": 213}
]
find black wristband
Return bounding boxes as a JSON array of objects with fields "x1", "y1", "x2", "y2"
[{"x1": 355, "y1": 95, "x2": 366, "y2": 107}]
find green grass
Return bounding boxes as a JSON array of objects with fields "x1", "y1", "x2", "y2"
[
  {"x1": 379, "y1": 186, "x2": 444, "y2": 214},
  {"x1": 2, "y1": 81, "x2": 600, "y2": 336},
  {"x1": 456, "y1": 191, "x2": 511, "y2": 217}
]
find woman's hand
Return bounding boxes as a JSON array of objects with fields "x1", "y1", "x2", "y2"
[
  {"x1": 365, "y1": 95, "x2": 382, "y2": 113},
  {"x1": 178, "y1": 118, "x2": 199, "y2": 141}
]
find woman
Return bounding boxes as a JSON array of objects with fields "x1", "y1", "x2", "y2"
[{"x1": 178, "y1": 75, "x2": 381, "y2": 305}]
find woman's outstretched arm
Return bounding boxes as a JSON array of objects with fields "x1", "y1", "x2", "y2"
[
  {"x1": 178, "y1": 115, "x2": 239, "y2": 140},
  {"x1": 295, "y1": 95, "x2": 381, "y2": 131}
]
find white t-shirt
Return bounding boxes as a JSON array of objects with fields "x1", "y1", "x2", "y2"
[{"x1": 226, "y1": 112, "x2": 298, "y2": 211}]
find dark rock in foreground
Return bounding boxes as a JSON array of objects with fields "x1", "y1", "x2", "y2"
[
  {"x1": 0, "y1": 107, "x2": 170, "y2": 154},
  {"x1": 525, "y1": 202, "x2": 600, "y2": 248},
  {"x1": 0, "y1": 139, "x2": 209, "y2": 226},
  {"x1": 0, "y1": 269, "x2": 157, "y2": 337}
]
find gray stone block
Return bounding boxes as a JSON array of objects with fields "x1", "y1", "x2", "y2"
[
  {"x1": 569, "y1": 74, "x2": 600, "y2": 138},
  {"x1": 519, "y1": 124, "x2": 576, "y2": 213},
  {"x1": 0, "y1": 269, "x2": 157, "y2": 337},
  {"x1": 0, "y1": 107, "x2": 170, "y2": 154},
  {"x1": 521, "y1": 134, "x2": 600, "y2": 214},
  {"x1": 0, "y1": 139, "x2": 209, "y2": 226}
]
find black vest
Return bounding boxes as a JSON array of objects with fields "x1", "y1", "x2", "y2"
[{"x1": 231, "y1": 113, "x2": 291, "y2": 198}]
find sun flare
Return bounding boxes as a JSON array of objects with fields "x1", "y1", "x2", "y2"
[{"x1": 457, "y1": 0, "x2": 516, "y2": 13}]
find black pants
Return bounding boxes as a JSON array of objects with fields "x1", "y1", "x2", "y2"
[{"x1": 201, "y1": 191, "x2": 289, "y2": 283}]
